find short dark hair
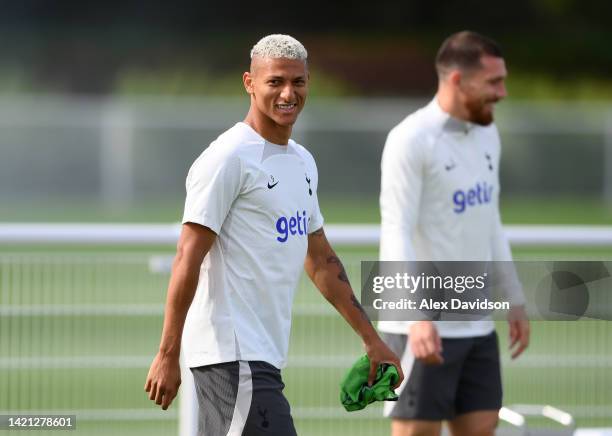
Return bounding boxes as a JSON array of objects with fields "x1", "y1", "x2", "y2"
[{"x1": 435, "y1": 31, "x2": 503, "y2": 77}]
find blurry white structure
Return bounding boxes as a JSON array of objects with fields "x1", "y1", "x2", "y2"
[
  {"x1": 101, "y1": 105, "x2": 134, "y2": 210},
  {"x1": 1, "y1": 96, "x2": 612, "y2": 210}
]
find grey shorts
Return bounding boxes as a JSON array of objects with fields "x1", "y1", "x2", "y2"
[
  {"x1": 191, "y1": 360, "x2": 297, "y2": 436},
  {"x1": 382, "y1": 331, "x2": 502, "y2": 421}
]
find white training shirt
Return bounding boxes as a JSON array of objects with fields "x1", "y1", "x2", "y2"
[
  {"x1": 378, "y1": 98, "x2": 524, "y2": 338},
  {"x1": 181, "y1": 122, "x2": 324, "y2": 369}
]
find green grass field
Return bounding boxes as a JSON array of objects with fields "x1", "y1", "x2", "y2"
[{"x1": 1, "y1": 197, "x2": 612, "y2": 435}]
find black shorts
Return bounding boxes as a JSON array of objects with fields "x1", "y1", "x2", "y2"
[
  {"x1": 382, "y1": 331, "x2": 502, "y2": 421},
  {"x1": 191, "y1": 360, "x2": 297, "y2": 436}
]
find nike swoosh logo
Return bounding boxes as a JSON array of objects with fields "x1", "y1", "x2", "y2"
[
  {"x1": 267, "y1": 181, "x2": 279, "y2": 189},
  {"x1": 445, "y1": 164, "x2": 456, "y2": 171}
]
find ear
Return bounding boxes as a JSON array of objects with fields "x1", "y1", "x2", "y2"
[
  {"x1": 243, "y1": 71, "x2": 254, "y2": 94},
  {"x1": 449, "y1": 70, "x2": 462, "y2": 87}
]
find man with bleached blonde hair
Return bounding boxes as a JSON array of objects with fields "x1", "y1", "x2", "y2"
[{"x1": 145, "y1": 34, "x2": 403, "y2": 436}]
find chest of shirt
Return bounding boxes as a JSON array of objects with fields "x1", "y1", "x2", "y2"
[
  {"x1": 233, "y1": 154, "x2": 316, "y2": 243},
  {"x1": 424, "y1": 131, "x2": 498, "y2": 216}
]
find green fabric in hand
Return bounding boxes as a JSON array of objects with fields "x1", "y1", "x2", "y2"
[{"x1": 340, "y1": 355, "x2": 400, "y2": 412}]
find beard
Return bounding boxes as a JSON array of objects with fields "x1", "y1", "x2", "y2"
[{"x1": 465, "y1": 97, "x2": 497, "y2": 126}]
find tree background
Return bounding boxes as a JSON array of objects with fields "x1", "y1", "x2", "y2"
[{"x1": 0, "y1": 0, "x2": 610, "y2": 97}]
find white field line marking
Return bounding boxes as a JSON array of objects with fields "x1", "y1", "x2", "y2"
[
  {"x1": 2, "y1": 355, "x2": 612, "y2": 370},
  {"x1": 0, "y1": 304, "x2": 335, "y2": 317}
]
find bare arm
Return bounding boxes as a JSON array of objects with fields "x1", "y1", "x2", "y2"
[
  {"x1": 305, "y1": 227, "x2": 404, "y2": 387},
  {"x1": 144, "y1": 222, "x2": 217, "y2": 410}
]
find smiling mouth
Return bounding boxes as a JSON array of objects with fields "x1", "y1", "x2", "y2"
[{"x1": 275, "y1": 103, "x2": 297, "y2": 112}]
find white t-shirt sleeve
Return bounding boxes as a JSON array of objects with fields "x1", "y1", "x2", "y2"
[
  {"x1": 379, "y1": 129, "x2": 424, "y2": 261},
  {"x1": 308, "y1": 190, "x2": 324, "y2": 234},
  {"x1": 182, "y1": 149, "x2": 243, "y2": 234},
  {"x1": 299, "y1": 146, "x2": 324, "y2": 233},
  {"x1": 491, "y1": 208, "x2": 526, "y2": 306}
]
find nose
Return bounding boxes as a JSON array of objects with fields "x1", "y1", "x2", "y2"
[{"x1": 280, "y1": 83, "x2": 295, "y2": 101}]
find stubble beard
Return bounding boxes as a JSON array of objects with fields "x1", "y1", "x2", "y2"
[{"x1": 465, "y1": 97, "x2": 495, "y2": 126}]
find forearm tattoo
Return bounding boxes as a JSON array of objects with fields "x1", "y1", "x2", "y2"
[
  {"x1": 326, "y1": 256, "x2": 371, "y2": 323},
  {"x1": 350, "y1": 294, "x2": 371, "y2": 324},
  {"x1": 327, "y1": 256, "x2": 350, "y2": 284}
]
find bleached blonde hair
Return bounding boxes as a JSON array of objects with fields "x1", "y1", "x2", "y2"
[{"x1": 250, "y1": 34, "x2": 307, "y2": 61}]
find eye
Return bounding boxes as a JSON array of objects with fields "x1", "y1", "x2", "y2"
[
  {"x1": 294, "y1": 79, "x2": 306, "y2": 86},
  {"x1": 268, "y1": 79, "x2": 281, "y2": 86}
]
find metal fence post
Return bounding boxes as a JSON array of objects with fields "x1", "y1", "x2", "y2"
[{"x1": 100, "y1": 104, "x2": 134, "y2": 211}]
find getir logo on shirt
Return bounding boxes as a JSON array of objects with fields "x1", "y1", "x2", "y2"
[
  {"x1": 453, "y1": 181, "x2": 493, "y2": 213},
  {"x1": 276, "y1": 210, "x2": 310, "y2": 242}
]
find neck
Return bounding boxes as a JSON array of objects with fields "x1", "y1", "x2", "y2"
[
  {"x1": 244, "y1": 108, "x2": 291, "y2": 145},
  {"x1": 436, "y1": 85, "x2": 470, "y2": 122}
]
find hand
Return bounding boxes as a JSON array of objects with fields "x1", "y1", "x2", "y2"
[
  {"x1": 508, "y1": 305, "x2": 530, "y2": 359},
  {"x1": 144, "y1": 352, "x2": 182, "y2": 410},
  {"x1": 409, "y1": 321, "x2": 443, "y2": 365},
  {"x1": 364, "y1": 338, "x2": 404, "y2": 389}
]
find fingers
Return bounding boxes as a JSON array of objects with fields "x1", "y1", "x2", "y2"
[
  {"x1": 427, "y1": 352, "x2": 444, "y2": 365},
  {"x1": 368, "y1": 357, "x2": 404, "y2": 389},
  {"x1": 410, "y1": 334, "x2": 428, "y2": 359},
  {"x1": 508, "y1": 306, "x2": 529, "y2": 358},
  {"x1": 379, "y1": 355, "x2": 404, "y2": 389},
  {"x1": 155, "y1": 385, "x2": 165, "y2": 405},
  {"x1": 423, "y1": 335, "x2": 437, "y2": 356},
  {"x1": 366, "y1": 339, "x2": 404, "y2": 389},
  {"x1": 510, "y1": 321, "x2": 529, "y2": 359},
  {"x1": 148, "y1": 382, "x2": 178, "y2": 409},
  {"x1": 511, "y1": 336, "x2": 528, "y2": 359},
  {"x1": 422, "y1": 337, "x2": 443, "y2": 364},
  {"x1": 410, "y1": 335, "x2": 443, "y2": 365},
  {"x1": 511, "y1": 344, "x2": 525, "y2": 359},
  {"x1": 508, "y1": 321, "x2": 519, "y2": 349},
  {"x1": 145, "y1": 355, "x2": 182, "y2": 410},
  {"x1": 161, "y1": 389, "x2": 177, "y2": 410},
  {"x1": 393, "y1": 363, "x2": 404, "y2": 389},
  {"x1": 148, "y1": 382, "x2": 157, "y2": 401},
  {"x1": 146, "y1": 375, "x2": 176, "y2": 409},
  {"x1": 410, "y1": 337, "x2": 422, "y2": 358},
  {"x1": 367, "y1": 361, "x2": 377, "y2": 387},
  {"x1": 419, "y1": 349, "x2": 443, "y2": 365}
]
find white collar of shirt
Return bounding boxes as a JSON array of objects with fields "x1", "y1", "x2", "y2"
[
  {"x1": 237, "y1": 122, "x2": 292, "y2": 148},
  {"x1": 427, "y1": 97, "x2": 476, "y2": 135}
]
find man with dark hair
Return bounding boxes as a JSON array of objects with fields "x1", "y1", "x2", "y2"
[
  {"x1": 378, "y1": 31, "x2": 530, "y2": 436},
  {"x1": 435, "y1": 31, "x2": 503, "y2": 76}
]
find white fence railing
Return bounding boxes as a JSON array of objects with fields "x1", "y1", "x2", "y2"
[
  {"x1": 2, "y1": 223, "x2": 612, "y2": 436},
  {"x1": 2, "y1": 223, "x2": 612, "y2": 246}
]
